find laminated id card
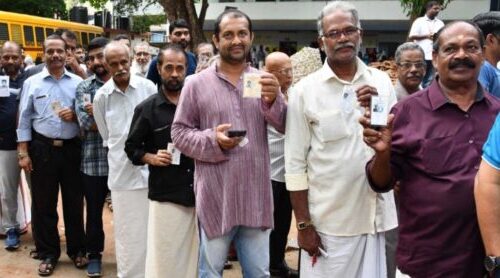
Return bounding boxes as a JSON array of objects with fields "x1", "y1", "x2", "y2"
[
  {"x1": 167, "y1": 143, "x2": 181, "y2": 165},
  {"x1": 370, "y1": 95, "x2": 389, "y2": 127}
]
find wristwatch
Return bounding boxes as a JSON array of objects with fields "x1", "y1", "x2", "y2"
[
  {"x1": 297, "y1": 220, "x2": 313, "y2": 231},
  {"x1": 484, "y1": 256, "x2": 500, "y2": 272}
]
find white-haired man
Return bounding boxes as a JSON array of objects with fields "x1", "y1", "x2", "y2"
[{"x1": 131, "y1": 42, "x2": 151, "y2": 77}]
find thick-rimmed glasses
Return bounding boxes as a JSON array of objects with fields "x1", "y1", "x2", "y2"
[{"x1": 323, "y1": 27, "x2": 361, "y2": 40}]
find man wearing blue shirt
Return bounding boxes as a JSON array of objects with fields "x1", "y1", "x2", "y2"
[
  {"x1": 476, "y1": 113, "x2": 500, "y2": 278},
  {"x1": 17, "y1": 34, "x2": 86, "y2": 276},
  {"x1": 146, "y1": 19, "x2": 197, "y2": 85},
  {"x1": 474, "y1": 12, "x2": 500, "y2": 98}
]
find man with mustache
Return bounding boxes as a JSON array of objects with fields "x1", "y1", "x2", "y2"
[
  {"x1": 125, "y1": 44, "x2": 197, "y2": 278},
  {"x1": 130, "y1": 42, "x2": 151, "y2": 77},
  {"x1": 74, "y1": 37, "x2": 110, "y2": 277},
  {"x1": 17, "y1": 34, "x2": 86, "y2": 276},
  {"x1": 474, "y1": 12, "x2": 500, "y2": 98},
  {"x1": 408, "y1": 0, "x2": 444, "y2": 88},
  {"x1": 0, "y1": 41, "x2": 28, "y2": 251},
  {"x1": 171, "y1": 9, "x2": 286, "y2": 277},
  {"x1": 147, "y1": 19, "x2": 197, "y2": 85},
  {"x1": 394, "y1": 42, "x2": 426, "y2": 101},
  {"x1": 360, "y1": 21, "x2": 500, "y2": 277},
  {"x1": 284, "y1": 2, "x2": 397, "y2": 277},
  {"x1": 93, "y1": 41, "x2": 156, "y2": 278}
]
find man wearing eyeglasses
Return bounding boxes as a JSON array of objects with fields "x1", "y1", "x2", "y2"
[
  {"x1": 285, "y1": 2, "x2": 397, "y2": 277},
  {"x1": 394, "y1": 42, "x2": 426, "y2": 101},
  {"x1": 474, "y1": 12, "x2": 500, "y2": 98}
]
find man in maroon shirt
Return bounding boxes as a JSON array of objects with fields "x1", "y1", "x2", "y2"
[{"x1": 359, "y1": 21, "x2": 500, "y2": 277}]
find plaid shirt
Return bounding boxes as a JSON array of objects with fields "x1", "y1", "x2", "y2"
[{"x1": 75, "y1": 75, "x2": 108, "y2": 176}]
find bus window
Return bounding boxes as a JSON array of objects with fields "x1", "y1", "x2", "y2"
[
  {"x1": 35, "y1": 27, "x2": 45, "y2": 46},
  {"x1": 10, "y1": 24, "x2": 22, "y2": 45},
  {"x1": 74, "y1": 31, "x2": 81, "y2": 45},
  {"x1": 46, "y1": 28, "x2": 54, "y2": 37},
  {"x1": 89, "y1": 33, "x2": 95, "y2": 41},
  {"x1": 82, "y1": 32, "x2": 88, "y2": 47},
  {"x1": 0, "y1": 23, "x2": 9, "y2": 44},
  {"x1": 23, "y1": 25, "x2": 35, "y2": 46}
]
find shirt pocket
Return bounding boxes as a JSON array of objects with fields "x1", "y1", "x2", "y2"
[
  {"x1": 106, "y1": 110, "x2": 126, "y2": 139},
  {"x1": 316, "y1": 109, "x2": 351, "y2": 143},
  {"x1": 153, "y1": 124, "x2": 171, "y2": 149},
  {"x1": 422, "y1": 135, "x2": 463, "y2": 176},
  {"x1": 33, "y1": 95, "x2": 49, "y2": 115}
]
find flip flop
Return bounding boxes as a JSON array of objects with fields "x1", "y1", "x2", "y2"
[{"x1": 38, "y1": 258, "x2": 57, "y2": 276}]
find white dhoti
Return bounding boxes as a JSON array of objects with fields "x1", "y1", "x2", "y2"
[
  {"x1": 300, "y1": 232, "x2": 387, "y2": 278},
  {"x1": 145, "y1": 201, "x2": 198, "y2": 278},
  {"x1": 112, "y1": 189, "x2": 149, "y2": 278}
]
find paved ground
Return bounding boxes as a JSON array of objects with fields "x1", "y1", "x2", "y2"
[{"x1": 0, "y1": 198, "x2": 299, "y2": 277}]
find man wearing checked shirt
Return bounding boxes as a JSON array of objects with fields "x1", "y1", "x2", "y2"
[{"x1": 17, "y1": 34, "x2": 86, "y2": 276}]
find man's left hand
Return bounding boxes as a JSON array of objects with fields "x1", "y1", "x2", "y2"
[
  {"x1": 260, "y1": 72, "x2": 280, "y2": 104},
  {"x1": 59, "y1": 108, "x2": 76, "y2": 122},
  {"x1": 356, "y1": 85, "x2": 378, "y2": 108},
  {"x1": 84, "y1": 103, "x2": 93, "y2": 116}
]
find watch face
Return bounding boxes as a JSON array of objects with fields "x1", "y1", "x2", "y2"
[{"x1": 485, "y1": 256, "x2": 496, "y2": 271}]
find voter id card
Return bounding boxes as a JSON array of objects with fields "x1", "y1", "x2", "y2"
[
  {"x1": 167, "y1": 143, "x2": 181, "y2": 165},
  {"x1": 0, "y1": 76, "x2": 9, "y2": 97},
  {"x1": 370, "y1": 95, "x2": 389, "y2": 127},
  {"x1": 83, "y1": 93, "x2": 91, "y2": 104},
  {"x1": 243, "y1": 73, "x2": 262, "y2": 98},
  {"x1": 51, "y1": 100, "x2": 63, "y2": 114}
]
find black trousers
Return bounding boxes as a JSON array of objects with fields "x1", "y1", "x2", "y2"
[
  {"x1": 82, "y1": 173, "x2": 109, "y2": 259},
  {"x1": 29, "y1": 138, "x2": 85, "y2": 260},
  {"x1": 269, "y1": 180, "x2": 293, "y2": 269}
]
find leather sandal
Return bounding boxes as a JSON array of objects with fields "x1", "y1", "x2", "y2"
[
  {"x1": 71, "y1": 251, "x2": 88, "y2": 269},
  {"x1": 38, "y1": 258, "x2": 57, "y2": 276}
]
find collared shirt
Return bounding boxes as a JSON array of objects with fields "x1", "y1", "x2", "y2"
[
  {"x1": 171, "y1": 63, "x2": 287, "y2": 239},
  {"x1": 75, "y1": 75, "x2": 108, "y2": 176},
  {"x1": 479, "y1": 61, "x2": 500, "y2": 98},
  {"x1": 93, "y1": 75, "x2": 156, "y2": 191},
  {"x1": 395, "y1": 79, "x2": 422, "y2": 101},
  {"x1": 125, "y1": 92, "x2": 195, "y2": 206},
  {"x1": 268, "y1": 125, "x2": 285, "y2": 182},
  {"x1": 0, "y1": 70, "x2": 27, "y2": 150},
  {"x1": 285, "y1": 58, "x2": 397, "y2": 237},
  {"x1": 409, "y1": 15, "x2": 444, "y2": 60},
  {"x1": 17, "y1": 67, "x2": 82, "y2": 141},
  {"x1": 483, "y1": 113, "x2": 500, "y2": 169},
  {"x1": 367, "y1": 79, "x2": 500, "y2": 277},
  {"x1": 147, "y1": 52, "x2": 196, "y2": 85}
]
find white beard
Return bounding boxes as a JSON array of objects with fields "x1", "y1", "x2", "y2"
[{"x1": 131, "y1": 60, "x2": 151, "y2": 77}]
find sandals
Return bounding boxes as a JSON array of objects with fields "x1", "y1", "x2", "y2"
[
  {"x1": 30, "y1": 249, "x2": 41, "y2": 260},
  {"x1": 71, "y1": 251, "x2": 88, "y2": 269},
  {"x1": 38, "y1": 258, "x2": 57, "y2": 276}
]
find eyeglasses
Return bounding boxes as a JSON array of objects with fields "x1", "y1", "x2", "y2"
[
  {"x1": 135, "y1": 52, "x2": 150, "y2": 57},
  {"x1": 272, "y1": 68, "x2": 293, "y2": 76},
  {"x1": 323, "y1": 27, "x2": 360, "y2": 40},
  {"x1": 397, "y1": 62, "x2": 426, "y2": 70}
]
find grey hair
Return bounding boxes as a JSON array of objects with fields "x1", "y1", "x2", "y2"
[
  {"x1": 103, "y1": 41, "x2": 130, "y2": 62},
  {"x1": 134, "y1": 42, "x2": 150, "y2": 55},
  {"x1": 317, "y1": 1, "x2": 361, "y2": 36},
  {"x1": 395, "y1": 42, "x2": 425, "y2": 64}
]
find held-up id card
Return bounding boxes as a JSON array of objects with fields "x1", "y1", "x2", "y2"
[
  {"x1": 370, "y1": 95, "x2": 389, "y2": 127},
  {"x1": 0, "y1": 76, "x2": 9, "y2": 97},
  {"x1": 167, "y1": 143, "x2": 181, "y2": 165},
  {"x1": 83, "y1": 93, "x2": 91, "y2": 104},
  {"x1": 243, "y1": 73, "x2": 262, "y2": 98},
  {"x1": 51, "y1": 100, "x2": 63, "y2": 114}
]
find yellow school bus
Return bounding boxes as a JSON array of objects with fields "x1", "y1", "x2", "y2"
[{"x1": 0, "y1": 11, "x2": 104, "y2": 59}]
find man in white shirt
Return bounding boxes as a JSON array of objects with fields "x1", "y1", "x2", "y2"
[
  {"x1": 408, "y1": 0, "x2": 444, "y2": 88},
  {"x1": 93, "y1": 41, "x2": 156, "y2": 278},
  {"x1": 285, "y1": 2, "x2": 397, "y2": 277},
  {"x1": 130, "y1": 42, "x2": 151, "y2": 77}
]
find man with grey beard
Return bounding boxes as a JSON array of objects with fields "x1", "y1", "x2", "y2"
[{"x1": 130, "y1": 42, "x2": 151, "y2": 77}]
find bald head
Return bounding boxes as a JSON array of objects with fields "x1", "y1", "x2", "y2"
[
  {"x1": 1, "y1": 41, "x2": 22, "y2": 77},
  {"x1": 103, "y1": 41, "x2": 130, "y2": 62},
  {"x1": 265, "y1": 52, "x2": 293, "y2": 93},
  {"x1": 1, "y1": 41, "x2": 21, "y2": 55},
  {"x1": 103, "y1": 42, "x2": 131, "y2": 85}
]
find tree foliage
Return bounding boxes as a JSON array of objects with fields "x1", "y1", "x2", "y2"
[
  {"x1": 0, "y1": 0, "x2": 67, "y2": 19},
  {"x1": 132, "y1": 14, "x2": 165, "y2": 34},
  {"x1": 400, "y1": 0, "x2": 452, "y2": 20}
]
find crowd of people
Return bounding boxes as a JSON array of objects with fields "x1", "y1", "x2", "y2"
[{"x1": 1, "y1": 1, "x2": 500, "y2": 278}]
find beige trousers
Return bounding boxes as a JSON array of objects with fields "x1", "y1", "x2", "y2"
[{"x1": 145, "y1": 200, "x2": 199, "y2": 278}]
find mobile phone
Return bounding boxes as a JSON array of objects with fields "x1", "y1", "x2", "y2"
[
  {"x1": 370, "y1": 95, "x2": 389, "y2": 128},
  {"x1": 227, "y1": 130, "x2": 247, "y2": 138}
]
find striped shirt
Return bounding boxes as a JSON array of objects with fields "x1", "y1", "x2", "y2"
[
  {"x1": 171, "y1": 64, "x2": 287, "y2": 239},
  {"x1": 75, "y1": 75, "x2": 108, "y2": 176},
  {"x1": 267, "y1": 125, "x2": 285, "y2": 183}
]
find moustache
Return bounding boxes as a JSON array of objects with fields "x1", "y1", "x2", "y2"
[
  {"x1": 449, "y1": 58, "x2": 475, "y2": 69},
  {"x1": 114, "y1": 70, "x2": 128, "y2": 77},
  {"x1": 333, "y1": 43, "x2": 355, "y2": 51}
]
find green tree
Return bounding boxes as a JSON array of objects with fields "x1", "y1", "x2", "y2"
[
  {"x1": 0, "y1": 0, "x2": 67, "y2": 19},
  {"x1": 132, "y1": 14, "x2": 165, "y2": 34},
  {"x1": 82, "y1": 0, "x2": 209, "y2": 47},
  {"x1": 400, "y1": 0, "x2": 452, "y2": 21}
]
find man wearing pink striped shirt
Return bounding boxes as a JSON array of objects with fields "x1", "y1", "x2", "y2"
[{"x1": 172, "y1": 9, "x2": 287, "y2": 277}]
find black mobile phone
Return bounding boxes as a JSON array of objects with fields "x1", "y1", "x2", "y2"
[{"x1": 227, "y1": 130, "x2": 247, "y2": 138}]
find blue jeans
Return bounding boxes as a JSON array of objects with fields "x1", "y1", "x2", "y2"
[
  {"x1": 199, "y1": 225, "x2": 271, "y2": 278},
  {"x1": 422, "y1": 60, "x2": 435, "y2": 88}
]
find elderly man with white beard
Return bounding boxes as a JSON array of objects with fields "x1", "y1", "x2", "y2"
[{"x1": 130, "y1": 42, "x2": 152, "y2": 78}]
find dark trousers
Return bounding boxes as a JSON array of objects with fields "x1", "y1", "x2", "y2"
[
  {"x1": 29, "y1": 138, "x2": 85, "y2": 260},
  {"x1": 269, "y1": 180, "x2": 293, "y2": 269},
  {"x1": 422, "y1": 60, "x2": 435, "y2": 88},
  {"x1": 82, "y1": 173, "x2": 108, "y2": 260}
]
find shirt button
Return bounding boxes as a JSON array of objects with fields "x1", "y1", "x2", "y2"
[
  {"x1": 469, "y1": 139, "x2": 474, "y2": 144},
  {"x1": 187, "y1": 169, "x2": 191, "y2": 173},
  {"x1": 474, "y1": 165, "x2": 479, "y2": 170},
  {"x1": 465, "y1": 114, "x2": 469, "y2": 118},
  {"x1": 189, "y1": 184, "x2": 193, "y2": 187}
]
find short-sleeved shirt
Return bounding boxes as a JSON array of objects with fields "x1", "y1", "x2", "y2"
[
  {"x1": 479, "y1": 61, "x2": 500, "y2": 98},
  {"x1": 0, "y1": 70, "x2": 27, "y2": 150},
  {"x1": 409, "y1": 15, "x2": 444, "y2": 60},
  {"x1": 367, "y1": 79, "x2": 500, "y2": 277},
  {"x1": 483, "y1": 113, "x2": 500, "y2": 169}
]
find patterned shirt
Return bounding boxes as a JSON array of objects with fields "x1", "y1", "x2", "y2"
[{"x1": 75, "y1": 75, "x2": 108, "y2": 176}]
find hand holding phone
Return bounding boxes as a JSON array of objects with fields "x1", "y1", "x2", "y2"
[{"x1": 227, "y1": 130, "x2": 247, "y2": 138}]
